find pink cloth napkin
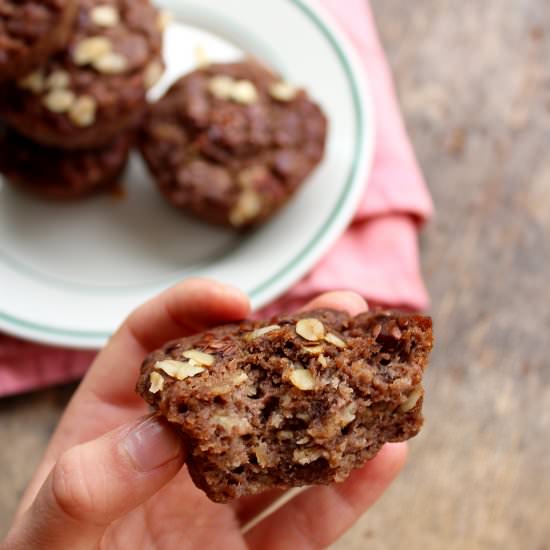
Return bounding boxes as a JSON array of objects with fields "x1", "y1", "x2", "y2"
[{"x1": 0, "y1": 0, "x2": 433, "y2": 398}]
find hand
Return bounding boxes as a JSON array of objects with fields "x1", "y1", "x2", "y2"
[{"x1": 2, "y1": 279, "x2": 406, "y2": 550}]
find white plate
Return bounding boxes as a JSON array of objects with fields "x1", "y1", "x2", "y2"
[{"x1": 0, "y1": 0, "x2": 374, "y2": 349}]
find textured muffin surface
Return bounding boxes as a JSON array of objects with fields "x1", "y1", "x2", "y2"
[{"x1": 0, "y1": 0, "x2": 77, "y2": 80}]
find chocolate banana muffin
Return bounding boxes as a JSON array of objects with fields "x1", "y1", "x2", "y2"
[
  {"x1": 139, "y1": 61, "x2": 327, "y2": 229},
  {"x1": 137, "y1": 308, "x2": 433, "y2": 503},
  {"x1": 0, "y1": 0, "x2": 77, "y2": 81},
  {"x1": 0, "y1": 125, "x2": 131, "y2": 199},
  {"x1": 0, "y1": 0, "x2": 165, "y2": 149}
]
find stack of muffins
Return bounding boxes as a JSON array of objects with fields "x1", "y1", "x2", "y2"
[
  {"x1": 0, "y1": 0, "x2": 165, "y2": 199},
  {"x1": 0, "y1": 1, "x2": 328, "y2": 230}
]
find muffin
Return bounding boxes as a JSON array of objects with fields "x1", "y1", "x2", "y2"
[
  {"x1": 137, "y1": 308, "x2": 433, "y2": 502},
  {"x1": 139, "y1": 61, "x2": 327, "y2": 229}
]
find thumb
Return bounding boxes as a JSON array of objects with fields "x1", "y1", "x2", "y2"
[{"x1": 4, "y1": 415, "x2": 184, "y2": 550}]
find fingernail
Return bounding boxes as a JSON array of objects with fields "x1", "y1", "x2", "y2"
[{"x1": 123, "y1": 416, "x2": 183, "y2": 472}]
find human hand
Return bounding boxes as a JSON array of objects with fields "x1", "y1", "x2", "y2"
[{"x1": 2, "y1": 279, "x2": 407, "y2": 550}]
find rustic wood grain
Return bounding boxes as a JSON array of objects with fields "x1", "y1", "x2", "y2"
[
  {"x1": 1, "y1": 0, "x2": 549, "y2": 547},
  {"x1": 336, "y1": 1, "x2": 550, "y2": 548}
]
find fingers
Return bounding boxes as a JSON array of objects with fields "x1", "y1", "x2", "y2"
[
  {"x1": 17, "y1": 279, "x2": 249, "y2": 516},
  {"x1": 302, "y1": 290, "x2": 368, "y2": 316},
  {"x1": 6, "y1": 416, "x2": 184, "y2": 550},
  {"x1": 245, "y1": 443, "x2": 407, "y2": 550}
]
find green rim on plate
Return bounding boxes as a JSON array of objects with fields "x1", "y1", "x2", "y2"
[{"x1": 0, "y1": 0, "x2": 366, "y2": 343}]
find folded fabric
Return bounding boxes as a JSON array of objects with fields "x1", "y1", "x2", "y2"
[
  {"x1": 0, "y1": 0, "x2": 433, "y2": 397},
  {"x1": 262, "y1": 0, "x2": 433, "y2": 315}
]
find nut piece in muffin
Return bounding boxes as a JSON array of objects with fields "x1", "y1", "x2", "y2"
[
  {"x1": 0, "y1": 124, "x2": 131, "y2": 200},
  {"x1": 139, "y1": 60, "x2": 328, "y2": 229},
  {"x1": 0, "y1": 0, "x2": 77, "y2": 81},
  {"x1": 0, "y1": 0, "x2": 165, "y2": 149},
  {"x1": 137, "y1": 308, "x2": 433, "y2": 503}
]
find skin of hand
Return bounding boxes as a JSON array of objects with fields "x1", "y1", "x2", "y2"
[{"x1": 2, "y1": 279, "x2": 407, "y2": 550}]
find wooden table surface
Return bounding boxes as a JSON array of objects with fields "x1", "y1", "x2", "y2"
[{"x1": 1, "y1": 1, "x2": 549, "y2": 547}]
